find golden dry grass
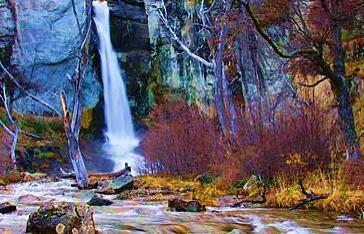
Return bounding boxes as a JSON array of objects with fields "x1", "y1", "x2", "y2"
[
  {"x1": 267, "y1": 169, "x2": 364, "y2": 213},
  {"x1": 136, "y1": 176, "x2": 225, "y2": 206}
]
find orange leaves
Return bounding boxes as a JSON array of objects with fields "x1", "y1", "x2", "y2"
[{"x1": 253, "y1": 0, "x2": 291, "y2": 27}]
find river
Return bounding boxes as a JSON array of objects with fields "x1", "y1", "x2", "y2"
[{"x1": 0, "y1": 179, "x2": 363, "y2": 233}]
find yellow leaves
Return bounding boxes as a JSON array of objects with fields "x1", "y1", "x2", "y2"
[
  {"x1": 81, "y1": 108, "x2": 93, "y2": 130},
  {"x1": 285, "y1": 154, "x2": 305, "y2": 166}
]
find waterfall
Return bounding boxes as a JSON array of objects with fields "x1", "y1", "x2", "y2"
[{"x1": 92, "y1": 1, "x2": 142, "y2": 173}]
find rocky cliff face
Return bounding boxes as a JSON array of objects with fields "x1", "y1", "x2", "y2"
[
  {"x1": 12, "y1": 0, "x2": 101, "y2": 114},
  {"x1": 108, "y1": 0, "x2": 151, "y2": 118},
  {"x1": 0, "y1": 0, "x2": 216, "y2": 118},
  {"x1": 0, "y1": 0, "x2": 15, "y2": 59},
  {"x1": 143, "y1": 0, "x2": 214, "y2": 111}
]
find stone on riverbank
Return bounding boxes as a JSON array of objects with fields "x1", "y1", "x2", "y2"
[
  {"x1": 87, "y1": 195, "x2": 113, "y2": 206},
  {"x1": 168, "y1": 198, "x2": 206, "y2": 212},
  {"x1": 18, "y1": 194, "x2": 54, "y2": 205},
  {"x1": 26, "y1": 202, "x2": 95, "y2": 234},
  {"x1": 0, "y1": 202, "x2": 16, "y2": 214},
  {"x1": 96, "y1": 175, "x2": 134, "y2": 194}
]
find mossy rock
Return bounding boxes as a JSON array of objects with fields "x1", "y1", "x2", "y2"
[
  {"x1": 26, "y1": 202, "x2": 95, "y2": 234},
  {"x1": 168, "y1": 197, "x2": 206, "y2": 212}
]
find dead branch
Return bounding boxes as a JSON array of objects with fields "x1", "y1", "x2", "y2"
[
  {"x1": 0, "y1": 84, "x2": 19, "y2": 169},
  {"x1": 154, "y1": 5, "x2": 214, "y2": 68},
  {"x1": 290, "y1": 179, "x2": 327, "y2": 210},
  {"x1": 0, "y1": 60, "x2": 61, "y2": 116},
  {"x1": 298, "y1": 77, "x2": 329, "y2": 88},
  {"x1": 59, "y1": 0, "x2": 93, "y2": 188},
  {"x1": 61, "y1": 163, "x2": 131, "y2": 181}
]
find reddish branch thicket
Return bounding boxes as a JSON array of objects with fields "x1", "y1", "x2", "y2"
[
  {"x1": 141, "y1": 101, "x2": 224, "y2": 176},
  {"x1": 141, "y1": 101, "x2": 343, "y2": 183}
]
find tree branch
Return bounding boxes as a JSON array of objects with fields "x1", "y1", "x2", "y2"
[
  {"x1": 242, "y1": 1, "x2": 317, "y2": 59},
  {"x1": 290, "y1": 179, "x2": 327, "y2": 210},
  {"x1": 0, "y1": 60, "x2": 61, "y2": 116},
  {"x1": 298, "y1": 77, "x2": 329, "y2": 88},
  {"x1": 155, "y1": 6, "x2": 214, "y2": 68}
]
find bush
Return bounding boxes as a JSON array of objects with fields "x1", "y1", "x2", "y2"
[
  {"x1": 141, "y1": 101, "x2": 224, "y2": 176},
  {"x1": 142, "y1": 100, "x2": 344, "y2": 185}
]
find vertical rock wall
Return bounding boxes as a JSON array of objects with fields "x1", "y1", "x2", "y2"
[{"x1": 1, "y1": 0, "x2": 101, "y2": 115}]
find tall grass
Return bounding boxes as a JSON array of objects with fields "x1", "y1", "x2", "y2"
[{"x1": 268, "y1": 166, "x2": 364, "y2": 213}]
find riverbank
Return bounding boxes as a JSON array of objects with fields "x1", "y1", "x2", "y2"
[
  {"x1": 0, "y1": 177, "x2": 363, "y2": 233},
  {"x1": 128, "y1": 172, "x2": 364, "y2": 219},
  {"x1": 0, "y1": 170, "x2": 363, "y2": 217}
]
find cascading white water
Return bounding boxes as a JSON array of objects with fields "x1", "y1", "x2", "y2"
[{"x1": 92, "y1": 1, "x2": 142, "y2": 173}]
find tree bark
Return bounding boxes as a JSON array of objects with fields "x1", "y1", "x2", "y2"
[
  {"x1": 60, "y1": 92, "x2": 88, "y2": 188},
  {"x1": 330, "y1": 22, "x2": 361, "y2": 160},
  {"x1": 214, "y1": 24, "x2": 229, "y2": 135}
]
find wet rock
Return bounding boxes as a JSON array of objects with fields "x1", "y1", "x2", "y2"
[
  {"x1": 97, "y1": 175, "x2": 134, "y2": 194},
  {"x1": 26, "y1": 202, "x2": 95, "y2": 234},
  {"x1": 18, "y1": 194, "x2": 42, "y2": 204},
  {"x1": 20, "y1": 172, "x2": 47, "y2": 182},
  {"x1": 18, "y1": 194, "x2": 54, "y2": 205},
  {"x1": 109, "y1": 175, "x2": 134, "y2": 192},
  {"x1": 168, "y1": 198, "x2": 206, "y2": 212},
  {"x1": 0, "y1": 202, "x2": 16, "y2": 214},
  {"x1": 218, "y1": 196, "x2": 240, "y2": 207},
  {"x1": 87, "y1": 194, "x2": 113, "y2": 206}
]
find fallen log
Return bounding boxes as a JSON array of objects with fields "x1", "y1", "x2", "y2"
[
  {"x1": 88, "y1": 163, "x2": 131, "y2": 180},
  {"x1": 61, "y1": 163, "x2": 131, "y2": 181},
  {"x1": 290, "y1": 180, "x2": 327, "y2": 210}
]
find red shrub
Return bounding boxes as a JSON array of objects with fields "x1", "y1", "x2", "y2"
[
  {"x1": 142, "y1": 100, "x2": 343, "y2": 184},
  {"x1": 344, "y1": 159, "x2": 364, "y2": 187},
  {"x1": 141, "y1": 101, "x2": 224, "y2": 176}
]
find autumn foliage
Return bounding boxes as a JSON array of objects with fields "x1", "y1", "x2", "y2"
[{"x1": 141, "y1": 100, "x2": 343, "y2": 184}]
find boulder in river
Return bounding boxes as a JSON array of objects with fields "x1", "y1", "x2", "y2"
[
  {"x1": 97, "y1": 175, "x2": 134, "y2": 194},
  {"x1": 109, "y1": 175, "x2": 134, "y2": 193},
  {"x1": 0, "y1": 202, "x2": 16, "y2": 214},
  {"x1": 18, "y1": 194, "x2": 54, "y2": 205},
  {"x1": 168, "y1": 198, "x2": 206, "y2": 212},
  {"x1": 26, "y1": 202, "x2": 95, "y2": 234},
  {"x1": 87, "y1": 194, "x2": 113, "y2": 206}
]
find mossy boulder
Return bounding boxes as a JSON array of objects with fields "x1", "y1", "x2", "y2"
[
  {"x1": 26, "y1": 202, "x2": 95, "y2": 234},
  {"x1": 168, "y1": 198, "x2": 206, "y2": 212},
  {"x1": 109, "y1": 175, "x2": 134, "y2": 192}
]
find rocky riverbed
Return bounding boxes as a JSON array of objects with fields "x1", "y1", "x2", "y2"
[{"x1": 0, "y1": 179, "x2": 363, "y2": 233}]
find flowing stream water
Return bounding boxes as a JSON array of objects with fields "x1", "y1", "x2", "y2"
[
  {"x1": 93, "y1": 1, "x2": 142, "y2": 173},
  {"x1": 0, "y1": 179, "x2": 363, "y2": 233}
]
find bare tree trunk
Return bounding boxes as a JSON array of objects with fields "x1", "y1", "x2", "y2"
[
  {"x1": 214, "y1": 24, "x2": 228, "y2": 134},
  {"x1": 59, "y1": 0, "x2": 93, "y2": 188},
  {"x1": 222, "y1": 62, "x2": 237, "y2": 135},
  {"x1": 330, "y1": 22, "x2": 361, "y2": 160},
  {"x1": 60, "y1": 92, "x2": 88, "y2": 188},
  {"x1": 0, "y1": 84, "x2": 18, "y2": 169}
]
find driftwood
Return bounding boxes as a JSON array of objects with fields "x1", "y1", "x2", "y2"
[
  {"x1": 290, "y1": 180, "x2": 327, "y2": 210},
  {"x1": 61, "y1": 163, "x2": 131, "y2": 181},
  {"x1": 88, "y1": 163, "x2": 131, "y2": 181}
]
